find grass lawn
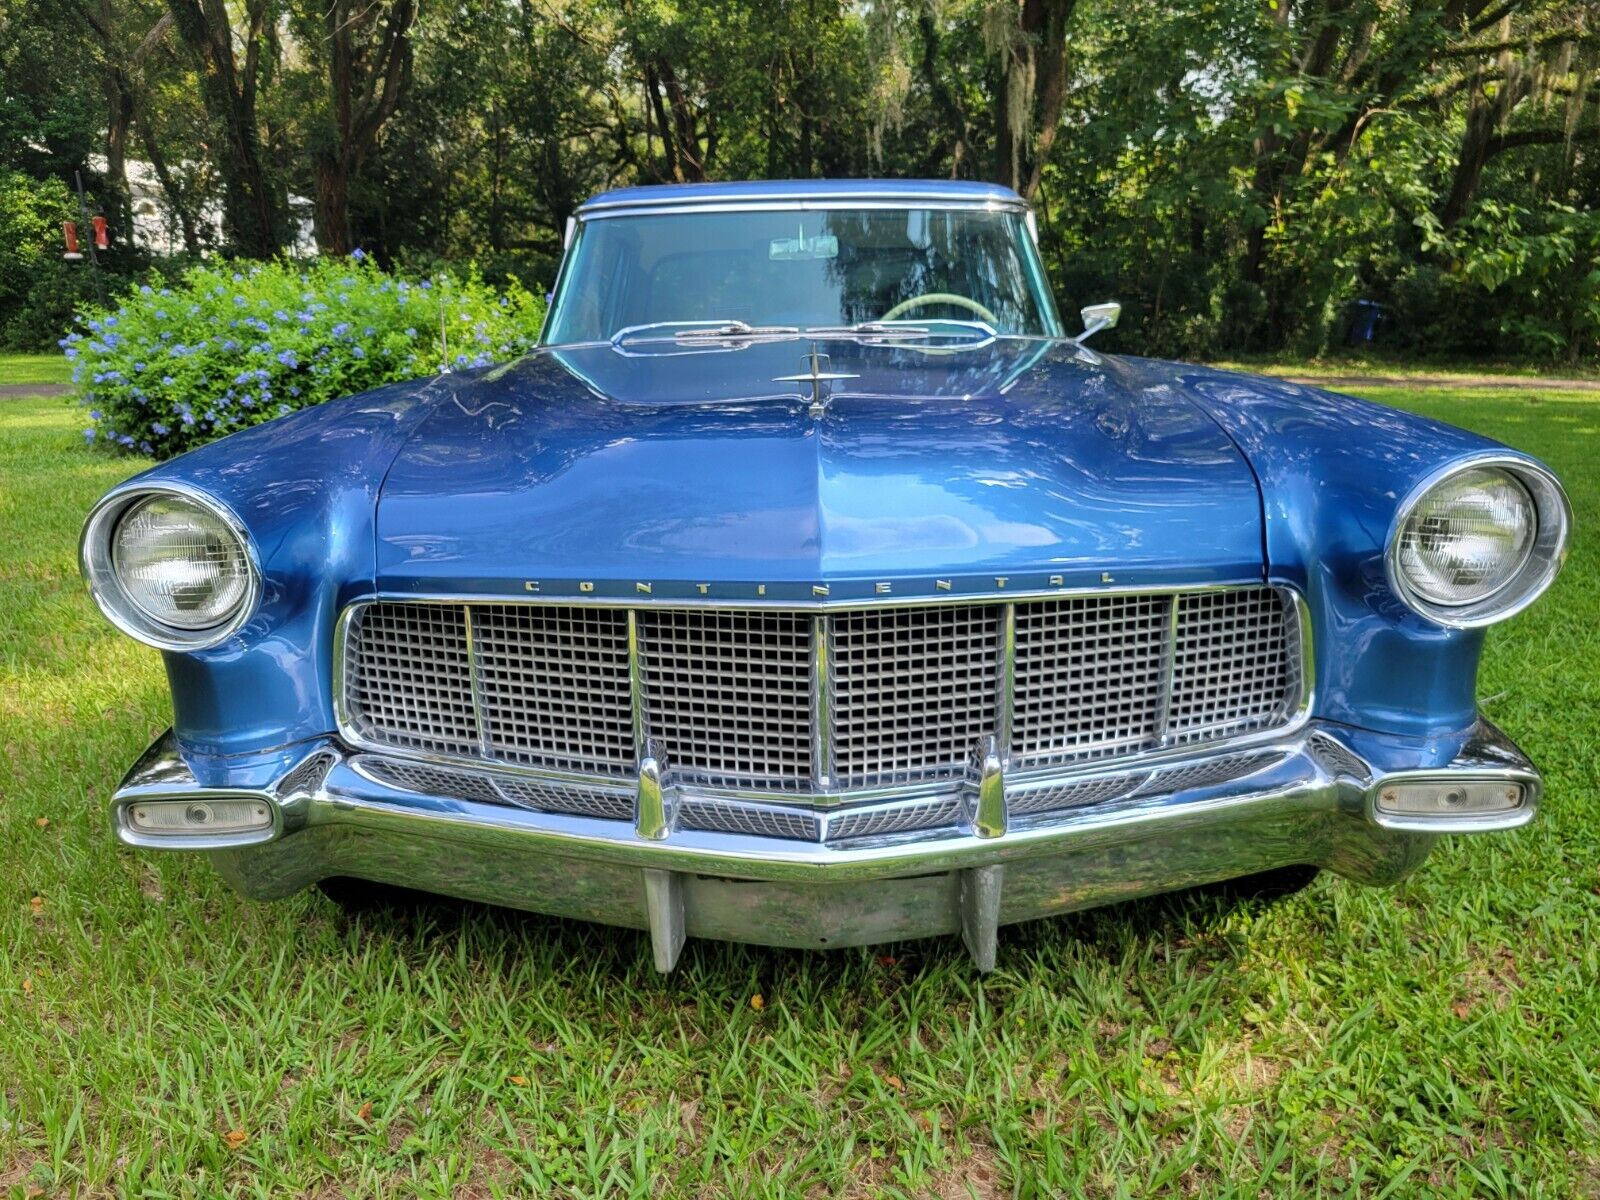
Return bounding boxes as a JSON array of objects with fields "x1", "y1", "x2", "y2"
[
  {"x1": 0, "y1": 354, "x2": 72, "y2": 389},
  {"x1": 1, "y1": 378, "x2": 1597, "y2": 1197}
]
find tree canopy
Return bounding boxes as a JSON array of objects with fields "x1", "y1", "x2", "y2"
[{"x1": 3, "y1": 0, "x2": 1597, "y2": 361}]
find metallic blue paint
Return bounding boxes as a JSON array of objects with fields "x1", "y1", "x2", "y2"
[
  {"x1": 373, "y1": 340, "x2": 1264, "y2": 597},
  {"x1": 104, "y1": 329, "x2": 1544, "y2": 774}
]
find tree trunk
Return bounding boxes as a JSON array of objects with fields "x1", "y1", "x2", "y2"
[
  {"x1": 312, "y1": 155, "x2": 354, "y2": 256},
  {"x1": 136, "y1": 110, "x2": 200, "y2": 253},
  {"x1": 308, "y1": 0, "x2": 416, "y2": 254},
  {"x1": 102, "y1": 71, "x2": 137, "y2": 247},
  {"x1": 993, "y1": 0, "x2": 1077, "y2": 200},
  {"x1": 166, "y1": 0, "x2": 280, "y2": 256}
]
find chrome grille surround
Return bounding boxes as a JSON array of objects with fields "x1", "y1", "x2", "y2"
[{"x1": 334, "y1": 585, "x2": 1311, "y2": 841}]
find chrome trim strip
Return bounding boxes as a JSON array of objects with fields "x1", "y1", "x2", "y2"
[
  {"x1": 343, "y1": 580, "x2": 1274, "y2": 612},
  {"x1": 1154, "y1": 594, "x2": 1180, "y2": 744},
  {"x1": 996, "y1": 603, "x2": 1016, "y2": 760},
  {"x1": 462, "y1": 606, "x2": 490, "y2": 756},
  {"x1": 576, "y1": 198, "x2": 1028, "y2": 219},
  {"x1": 811, "y1": 615, "x2": 834, "y2": 791},
  {"x1": 626, "y1": 610, "x2": 647, "y2": 754}
]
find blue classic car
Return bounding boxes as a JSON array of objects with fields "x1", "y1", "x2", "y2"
[{"x1": 82, "y1": 180, "x2": 1571, "y2": 970}]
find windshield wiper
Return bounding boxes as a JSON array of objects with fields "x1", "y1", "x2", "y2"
[
  {"x1": 803, "y1": 320, "x2": 993, "y2": 340},
  {"x1": 802, "y1": 322, "x2": 932, "y2": 339},
  {"x1": 611, "y1": 320, "x2": 800, "y2": 347},
  {"x1": 673, "y1": 320, "x2": 801, "y2": 341}
]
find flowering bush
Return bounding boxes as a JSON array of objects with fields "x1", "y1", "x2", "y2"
[{"x1": 66, "y1": 254, "x2": 547, "y2": 457}]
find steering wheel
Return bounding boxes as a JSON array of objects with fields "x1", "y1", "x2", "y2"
[{"x1": 880, "y1": 292, "x2": 1001, "y2": 326}]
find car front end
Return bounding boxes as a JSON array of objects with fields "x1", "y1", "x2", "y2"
[{"x1": 82, "y1": 181, "x2": 1571, "y2": 970}]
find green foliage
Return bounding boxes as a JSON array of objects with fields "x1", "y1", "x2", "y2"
[
  {"x1": 6, "y1": 0, "x2": 1600, "y2": 363},
  {"x1": 0, "y1": 170, "x2": 73, "y2": 334},
  {"x1": 66, "y1": 256, "x2": 546, "y2": 458}
]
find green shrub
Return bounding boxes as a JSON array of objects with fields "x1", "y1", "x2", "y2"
[
  {"x1": 0, "y1": 170, "x2": 74, "y2": 341},
  {"x1": 66, "y1": 254, "x2": 546, "y2": 457}
]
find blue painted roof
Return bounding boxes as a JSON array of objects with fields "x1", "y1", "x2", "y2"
[{"x1": 578, "y1": 178, "x2": 1025, "y2": 214}]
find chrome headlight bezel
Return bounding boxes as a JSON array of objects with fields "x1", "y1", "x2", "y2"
[
  {"x1": 1386, "y1": 455, "x2": 1570, "y2": 629},
  {"x1": 80, "y1": 483, "x2": 261, "y2": 651}
]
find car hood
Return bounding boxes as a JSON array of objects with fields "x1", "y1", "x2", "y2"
[{"x1": 373, "y1": 339, "x2": 1266, "y2": 598}]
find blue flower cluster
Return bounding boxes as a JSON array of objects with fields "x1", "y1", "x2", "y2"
[{"x1": 68, "y1": 254, "x2": 547, "y2": 458}]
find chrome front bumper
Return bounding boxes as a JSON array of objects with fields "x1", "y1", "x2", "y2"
[{"x1": 111, "y1": 720, "x2": 1541, "y2": 970}]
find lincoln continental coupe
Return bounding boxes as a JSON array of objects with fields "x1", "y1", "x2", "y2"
[{"x1": 83, "y1": 180, "x2": 1570, "y2": 970}]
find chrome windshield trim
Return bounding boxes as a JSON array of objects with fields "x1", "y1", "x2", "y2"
[{"x1": 575, "y1": 197, "x2": 1029, "y2": 219}]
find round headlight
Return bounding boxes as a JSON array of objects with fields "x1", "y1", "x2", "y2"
[
  {"x1": 1394, "y1": 468, "x2": 1534, "y2": 606},
  {"x1": 113, "y1": 495, "x2": 252, "y2": 629},
  {"x1": 1388, "y1": 458, "x2": 1570, "y2": 628},
  {"x1": 80, "y1": 486, "x2": 259, "y2": 650}
]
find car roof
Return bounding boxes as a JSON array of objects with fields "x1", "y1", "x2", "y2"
[{"x1": 576, "y1": 178, "x2": 1027, "y2": 215}]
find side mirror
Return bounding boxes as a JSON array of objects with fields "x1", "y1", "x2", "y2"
[{"x1": 1077, "y1": 301, "x2": 1121, "y2": 344}]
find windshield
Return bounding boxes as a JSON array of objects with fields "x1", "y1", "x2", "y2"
[{"x1": 542, "y1": 206, "x2": 1062, "y2": 345}]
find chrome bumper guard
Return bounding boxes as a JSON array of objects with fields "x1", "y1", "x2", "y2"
[{"x1": 112, "y1": 720, "x2": 1540, "y2": 971}]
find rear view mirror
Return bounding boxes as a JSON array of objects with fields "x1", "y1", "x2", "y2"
[
  {"x1": 769, "y1": 233, "x2": 838, "y2": 261},
  {"x1": 1078, "y1": 301, "x2": 1121, "y2": 343}
]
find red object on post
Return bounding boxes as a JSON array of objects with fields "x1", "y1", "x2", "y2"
[
  {"x1": 63, "y1": 221, "x2": 80, "y2": 254},
  {"x1": 92, "y1": 215, "x2": 109, "y2": 249}
]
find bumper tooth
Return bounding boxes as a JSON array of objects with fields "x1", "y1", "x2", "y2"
[
  {"x1": 960, "y1": 865, "x2": 1004, "y2": 972},
  {"x1": 642, "y1": 869, "x2": 686, "y2": 972}
]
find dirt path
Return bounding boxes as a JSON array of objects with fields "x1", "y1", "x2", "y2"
[
  {"x1": 0, "y1": 384, "x2": 71, "y2": 398},
  {"x1": 1281, "y1": 373, "x2": 1600, "y2": 393}
]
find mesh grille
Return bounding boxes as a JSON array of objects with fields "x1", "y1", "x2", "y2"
[
  {"x1": 357, "y1": 756, "x2": 504, "y2": 805},
  {"x1": 339, "y1": 588, "x2": 1304, "y2": 804},
  {"x1": 344, "y1": 603, "x2": 479, "y2": 756},
  {"x1": 494, "y1": 777, "x2": 634, "y2": 821},
  {"x1": 1167, "y1": 591, "x2": 1300, "y2": 745},
  {"x1": 1309, "y1": 733, "x2": 1370, "y2": 782},
  {"x1": 1008, "y1": 773, "x2": 1143, "y2": 817},
  {"x1": 826, "y1": 795, "x2": 965, "y2": 842},
  {"x1": 1012, "y1": 594, "x2": 1169, "y2": 767},
  {"x1": 356, "y1": 755, "x2": 634, "y2": 821},
  {"x1": 1135, "y1": 750, "x2": 1286, "y2": 796},
  {"x1": 473, "y1": 604, "x2": 633, "y2": 775},
  {"x1": 831, "y1": 605, "x2": 1000, "y2": 788},
  {"x1": 678, "y1": 797, "x2": 820, "y2": 841},
  {"x1": 277, "y1": 751, "x2": 336, "y2": 798},
  {"x1": 637, "y1": 609, "x2": 813, "y2": 790}
]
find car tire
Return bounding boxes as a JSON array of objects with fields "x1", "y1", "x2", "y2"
[
  {"x1": 1206, "y1": 864, "x2": 1321, "y2": 903},
  {"x1": 316, "y1": 875, "x2": 438, "y2": 912}
]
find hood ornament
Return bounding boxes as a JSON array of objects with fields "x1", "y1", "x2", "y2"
[{"x1": 774, "y1": 343, "x2": 858, "y2": 417}]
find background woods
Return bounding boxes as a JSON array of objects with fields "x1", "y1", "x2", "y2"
[{"x1": 2, "y1": 0, "x2": 1598, "y2": 362}]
